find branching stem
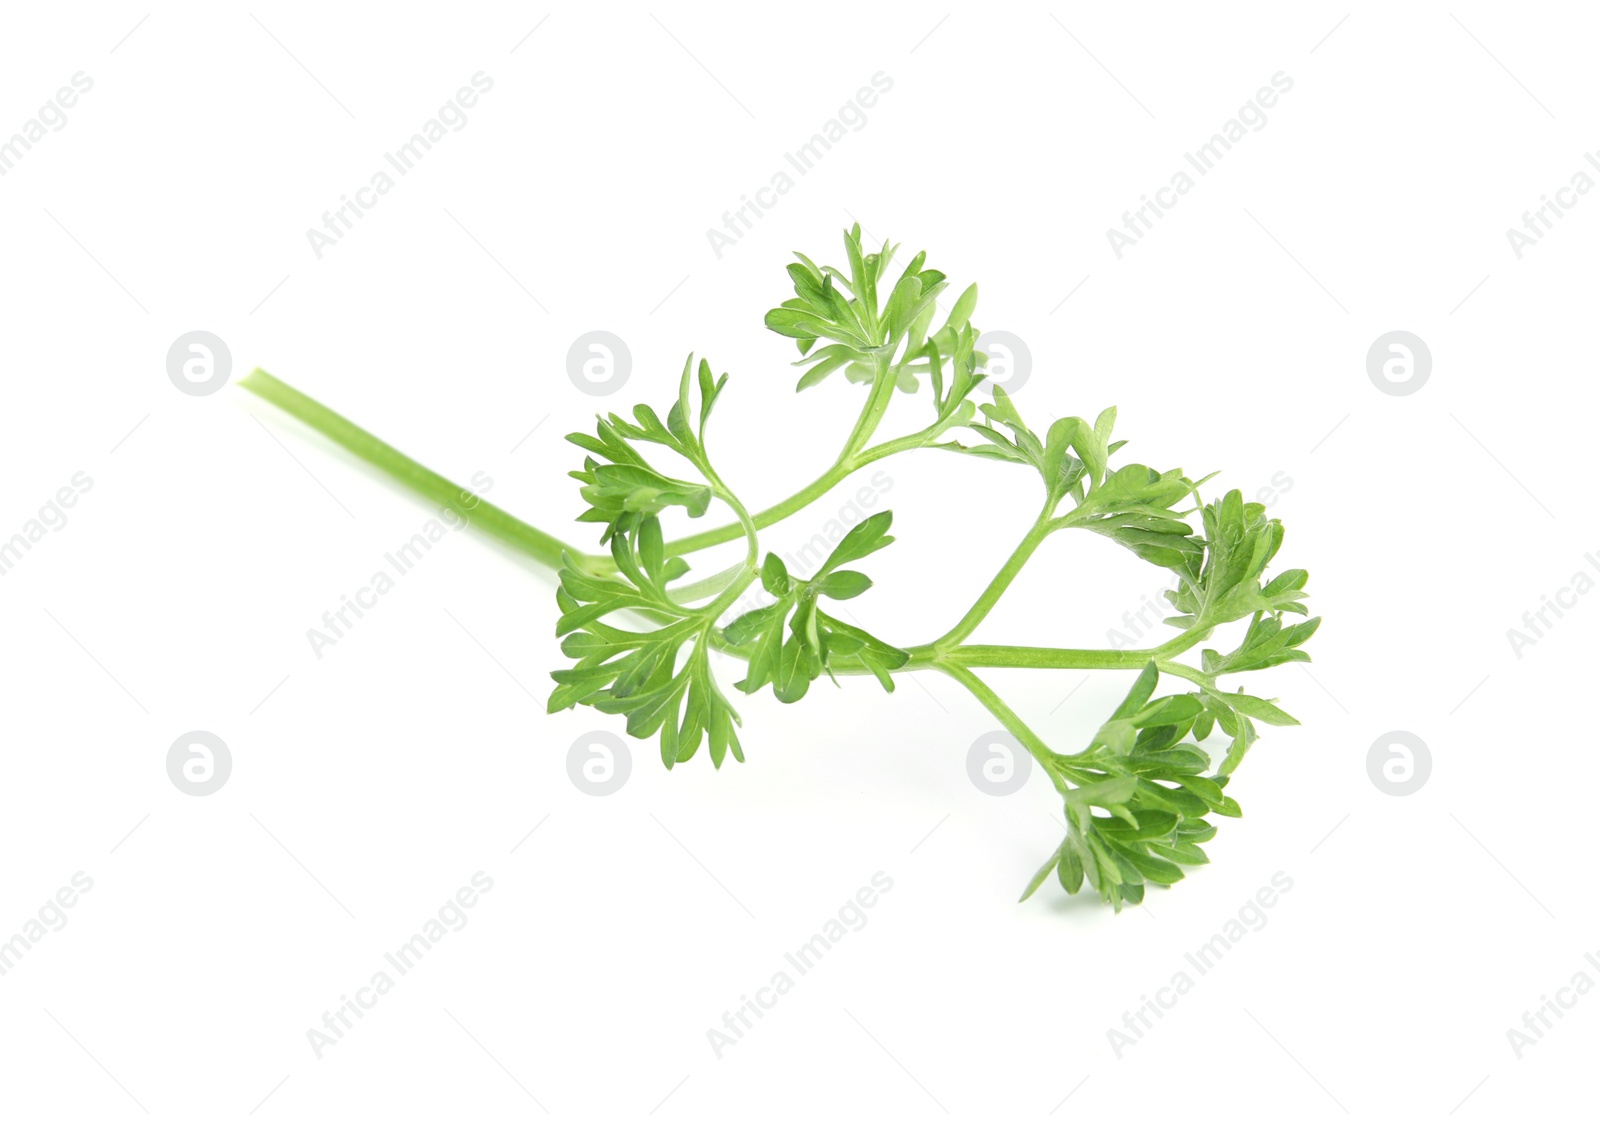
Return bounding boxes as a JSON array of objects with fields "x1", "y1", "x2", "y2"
[{"x1": 238, "y1": 369, "x2": 1213, "y2": 673}]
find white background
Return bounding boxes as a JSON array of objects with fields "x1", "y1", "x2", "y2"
[{"x1": 0, "y1": 2, "x2": 1593, "y2": 1124}]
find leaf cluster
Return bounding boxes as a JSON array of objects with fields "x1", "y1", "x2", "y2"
[
  {"x1": 549, "y1": 358, "x2": 748, "y2": 769},
  {"x1": 723, "y1": 512, "x2": 909, "y2": 702},
  {"x1": 549, "y1": 517, "x2": 745, "y2": 769},
  {"x1": 1164, "y1": 490, "x2": 1307, "y2": 631},
  {"x1": 566, "y1": 356, "x2": 729, "y2": 544},
  {"x1": 764, "y1": 224, "x2": 981, "y2": 397},
  {"x1": 544, "y1": 227, "x2": 1321, "y2": 912},
  {"x1": 956, "y1": 390, "x2": 1207, "y2": 573},
  {"x1": 1022, "y1": 665, "x2": 1240, "y2": 911}
]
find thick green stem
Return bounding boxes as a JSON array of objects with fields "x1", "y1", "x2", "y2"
[
  {"x1": 935, "y1": 662, "x2": 1083, "y2": 793},
  {"x1": 945, "y1": 625, "x2": 1211, "y2": 671},
  {"x1": 663, "y1": 359, "x2": 939, "y2": 558},
  {"x1": 239, "y1": 369, "x2": 601, "y2": 572},
  {"x1": 1156, "y1": 659, "x2": 1212, "y2": 687},
  {"x1": 663, "y1": 420, "x2": 962, "y2": 557},
  {"x1": 665, "y1": 460, "x2": 856, "y2": 557},
  {"x1": 933, "y1": 648, "x2": 1213, "y2": 694},
  {"x1": 839, "y1": 357, "x2": 900, "y2": 461},
  {"x1": 929, "y1": 505, "x2": 1056, "y2": 650},
  {"x1": 239, "y1": 371, "x2": 1211, "y2": 678},
  {"x1": 697, "y1": 467, "x2": 760, "y2": 620},
  {"x1": 945, "y1": 645, "x2": 1151, "y2": 669}
]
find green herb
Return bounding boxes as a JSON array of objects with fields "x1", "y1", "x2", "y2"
[{"x1": 241, "y1": 224, "x2": 1318, "y2": 912}]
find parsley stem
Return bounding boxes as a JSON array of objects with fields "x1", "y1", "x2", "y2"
[
  {"x1": 664, "y1": 460, "x2": 857, "y2": 557},
  {"x1": 838, "y1": 357, "x2": 901, "y2": 461},
  {"x1": 929, "y1": 505, "x2": 1056, "y2": 650},
  {"x1": 239, "y1": 369, "x2": 599, "y2": 572},
  {"x1": 664, "y1": 362, "x2": 898, "y2": 558},
  {"x1": 942, "y1": 625, "x2": 1212, "y2": 671},
  {"x1": 934, "y1": 662, "x2": 1081, "y2": 793},
  {"x1": 697, "y1": 470, "x2": 760, "y2": 619},
  {"x1": 927, "y1": 648, "x2": 1213, "y2": 693},
  {"x1": 239, "y1": 371, "x2": 1210, "y2": 682},
  {"x1": 661, "y1": 388, "x2": 958, "y2": 557},
  {"x1": 942, "y1": 645, "x2": 1150, "y2": 669}
]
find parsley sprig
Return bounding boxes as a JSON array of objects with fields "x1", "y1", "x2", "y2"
[{"x1": 240, "y1": 224, "x2": 1318, "y2": 912}]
